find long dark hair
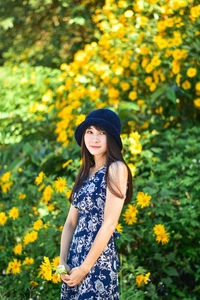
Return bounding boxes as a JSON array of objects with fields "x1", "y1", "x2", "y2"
[{"x1": 69, "y1": 126, "x2": 133, "y2": 205}]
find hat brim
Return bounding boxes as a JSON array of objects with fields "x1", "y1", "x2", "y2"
[{"x1": 75, "y1": 117, "x2": 122, "y2": 150}]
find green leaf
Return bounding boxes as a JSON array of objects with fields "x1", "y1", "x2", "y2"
[
  {"x1": 118, "y1": 101, "x2": 140, "y2": 111},
  {"x1": 165, "y1": 267, "x2": 179, "y2": 277},
  {"x1": 166, "y1": 87, "x2": 176, "y2": 104},
  {"x1": 149, "y1": 86, "x2": 166, "y2": 103},
  {"x1": 69, "y1": 17, "x2": 86, "y2": 25},
  {"x1": 0, "y1": 17, "x2": 14, "y2": 30}
]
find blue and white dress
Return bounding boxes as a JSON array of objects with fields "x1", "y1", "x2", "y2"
[{"x1": 60, "y1": 165, "x2": 120, "y2": 300}]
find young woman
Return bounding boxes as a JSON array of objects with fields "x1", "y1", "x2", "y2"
[{"x1": 59, "y1": 108, "x2": 132, "y2": 299}]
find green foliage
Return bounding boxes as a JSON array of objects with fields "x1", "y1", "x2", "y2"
[
  {"x1": 117, "y1": 123, "x2": 200, "y2": 298},
  {"x1": 0, "y1": 63, "x2": 61, "y2": 145},
  {"x1": 0, "y1": 0, "x2": 103, "y2": 67},
  {"x1": 1, "y1": 0, "x2": 200, "y2": 298}
]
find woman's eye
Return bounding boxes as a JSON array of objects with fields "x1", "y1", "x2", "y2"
[
  {"x1": 86, "y1": 130, "x2": 93, "y2": 134},
  {"x1": 101, "y1": 131, "x2": 106, "y2": 135}
]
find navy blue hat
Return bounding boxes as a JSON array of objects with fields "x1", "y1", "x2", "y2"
[{"x1": 75, "y1": 108, "x2": 122, "y2": 150}]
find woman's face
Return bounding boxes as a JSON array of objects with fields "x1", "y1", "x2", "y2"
[{"x1": 84, "y1": 126, "x2": 107, "y2": 157}]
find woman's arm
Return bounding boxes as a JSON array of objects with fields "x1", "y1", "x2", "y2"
[
  {"x1": 65, "y1": 161, "x2": 128, "y2": 286},
  {"x1": 59, "y1": 204, "x2": 78, "y2": 269}
]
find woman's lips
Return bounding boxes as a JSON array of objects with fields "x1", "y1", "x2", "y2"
[{"x1": 90, "y1": 146, "x2": 101, "y2": 149}]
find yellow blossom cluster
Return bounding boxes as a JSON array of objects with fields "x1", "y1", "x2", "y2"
[
  {"x1": 6, "y1": 257, "x2": 34, "y2": 275},
  {"x1": 0, "y1": 212, "x2": 8, "y2": 225},
  {"x1": 136, "y1": 272, "x2": 150, "y2": 288},
  {"x1": 0, "y1": 171, "x2": 13, "y2": 193},
  {"x1": 123, "y1": 191, "x2": 151, "y2": 225},
  {"x1": 35, "y1": 171, "x2": 45, "y2": 186},
  {"x1": 39, "y1": 256, "x2": 61, "y2": 283},
  {"x1": 13, "y1": 243, "x2": 23, "y2": 255},
  {"x1": 153, "y1": 224, "x2": 170, "y2": 245},
  {"x1": 123, "y1": 204, "x2": 138, "y2": 225},
  {"x1": 0, "y1": 206, "x2": 19, "y2": 226},
  {"x1": 47, "y1": 0, "x2": 200, "y2": 146},
  {"x1": 23, "y1": 230, "x2": 38, "y2": 245},
  {"x1": 129, "y1": 131, "x2": 142, "y2": 155},
  {"x1": 6, "y1": 259, "x2": 21, "y2": 274}
]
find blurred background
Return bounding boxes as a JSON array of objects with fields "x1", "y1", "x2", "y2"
[{"x1": 0, "y1": 0, "x2": 200, "y2": 299}]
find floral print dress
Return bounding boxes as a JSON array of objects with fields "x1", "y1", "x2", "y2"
[{"x1": 60, "y1": 166, "x2": 120, "y2": 300}]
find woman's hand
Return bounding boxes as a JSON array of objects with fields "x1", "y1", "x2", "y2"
[
  {"x1": 60, "y1": 263, "x2": 71, "y2": 284},
  {"x1": 63, "y1": 265, "x2": 89, "y2": 287}
]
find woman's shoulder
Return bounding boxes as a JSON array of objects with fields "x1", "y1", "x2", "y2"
[{"x1": 108, "y1": 161, "x2": 128, "y2": 176}]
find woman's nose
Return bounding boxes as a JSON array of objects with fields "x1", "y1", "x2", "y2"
[{"x1": 92, "y1": 134, "x2": 100, "y2": 142}]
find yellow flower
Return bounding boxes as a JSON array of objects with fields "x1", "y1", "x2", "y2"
[
  {"x1": 136, "y1": 192, "x2": 151, "y2": 208},
  {"x1": 47, "y1": 203, "x2": 54, "y2": 211},
  {"x1": 151, "y1": 56, "x2": 161, "y2": 67},
  {"x1": 56, "y1": 85, "x2": 65, "y2": 95},
  {"x1": 187, "y1": 67, "x2": 197, "y2": 78},
  {"x1": 146, "y1": 64, "x2": 153, "y2": 73},
  {"x1": 20, "y1": 77, "x2": 27, "y2": 85},
  {"x1": 156, "y1": 232, "x2": 170, "y2": 245},
  {"x1": 62, "y1": 159, "x2": 72, "y2": 169},
  {"x1": 30, "y1": 281, "x2": 39, "y2": 287},
  {"x1": 153, "y1": 224, "x2": 166, "y2": 235},
  {"x1": 153, "y1": 224, "x2": 170, "y2": 245},
  {"x1": 9, "y1": 207, "x2": 19, "y2": 220},
  {"x1": 144, "y1": 76, "x2": 152, "y2": 86},
  {"x1": 23, "y1": 231, "x2": 38, "y2": 245},
  {"x1": 42, "y1": 89, "x2": 53, "y2": 103},
  {"x1": 136, "y1": 274, "x2": 145, "y2": 287},
  {"x1": 39, "y1": 256, "x2": 52, "y2": 281},
  {"x1": 155, "y1": 106, "x2": 163, "y2": 114},
  {"x1": 150, "y1": 82, "x2": 156, "y2": 92},
  {"x1": 194, "y1": 98, "x2": 200, "y2": 108},
  {"x1": 123, "y1": 204, "x2": 138, "y2": 225},
  {"x1": 0, "y1": 212, "x2": 8, "y2": 225},
  {"x1": 33, "y1": 219, "x2": 43, "y2": 231},
  {"x1": 42, "y1": 185, "x2": 54, "y2": 203},
  {"x1": 108, "y1": 87, "x2": 120, "y2": 99},
  {"x1": 75, "y1": 114, "x2": 86, "y2": 127},
  {"x1": 1, "y1": 181, "x2": 13, "y2": 193},
  {"x1": 195, "y1": 82, "x2": 200, "y2": 93},
  {"x1": 54, "y1": 177, "x2": 67, "y2": 193},
  {"x1": 144, "y1": 272, "x2": 150, "y2": 284},
  {"x1": 130, "y1": 142, "x2": 142, "y2": 155},
  {"x1": 120, "y1": 81, "x2": 130, "y2": 91},
  {"x1": 18, "y1": 192, "x2": 26, "y2": 199},
  {"x1": 35, "y1": 172, "x2": 45, "y2": 186},
  {"x1": 111, "y1": 77, "x2": 119, "y2": 84},
  {"x1": 172, "y1": 60, "x2": 180, "y2": 74},
  {"x1": 38, "y1": 183, "x2": 45, "y2": 192},
  {"x1": 23, "y1": 257, "x2": 34, "y2": 265},
  {"x1": 51, "y1": 256, "x2": 60, "y2": 269},
  {"x1": 60, "y1": 63, "x2": 69, "y2": 71},
  {"x1": 128, "y1": 163, "x2": 136, "y2": 177},
  {"x1": 128, "y1": 91, "x2": 137, "y2": 101},
  {"x1": 130, "y1": 62, "x2": 137, "y2": 70},
  {"x1": 52, "y1": 273, "x2": 61, "y2": 283},
  {"x1": 8, "y1": 259, "x2": 21, "y2": 274},
  {"x1": 13, "y1": 243, "x2": 23, "y2": 255},
  {"x1": 124, "y1": 10, "x2": 134, "y2": 18},
  {"x1": 32, "y1": 206, "x2": 38, "y2": 216},
  {"x1": 136, "y1": 272, "x2": 150, "y2": 287},
  {"x1": 182, "y1": 80, "x2": 191, "y2": 90},
  {"x1": 190, "y1": 5, "x2": 200, "y2": 20},
  {"x1": 116, "y1": 223, "x2": 123, "y2": 234},
  {"x1": 130, "y1": 131, "x2": 140, "y2": 143},
  {"x1": 0, "y1": 171, "x2": 11, "y2": 183}
]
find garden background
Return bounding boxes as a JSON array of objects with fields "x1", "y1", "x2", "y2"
[{"x1": 0, "y1": 0, "x2": 200, "y2": 299}]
